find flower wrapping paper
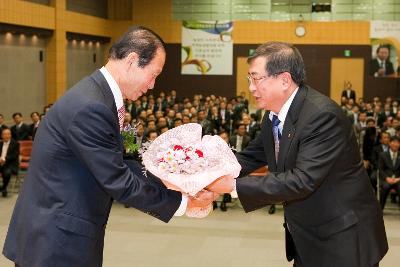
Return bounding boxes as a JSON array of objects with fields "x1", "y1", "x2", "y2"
[{"x1": 142, "y1": 123, "x2": 241, "y2": 196}]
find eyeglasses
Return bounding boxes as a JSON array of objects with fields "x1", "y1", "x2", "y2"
[
  {"x1": 246, "y1": 72, "x2": 285, "y2": 86},
  {"x1": 246, "y1": 75, "x2": 267, "y2": 86}
]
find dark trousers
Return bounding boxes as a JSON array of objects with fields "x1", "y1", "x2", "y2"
[
  {"x1": 0, "y1": 166, "x2": 13, "y2": 191},
  {"x1": 380, "y1": 182, "x2": 400, "y2": 209},
  {"x1": 293, "y1": 261, "x2": 379, "y2": 267}
]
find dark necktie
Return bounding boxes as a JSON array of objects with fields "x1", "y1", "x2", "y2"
[{"x1": 272, "y1": 115, "x2": 281, "y2": 161}]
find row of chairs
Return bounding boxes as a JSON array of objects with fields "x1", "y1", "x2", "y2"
[{"x1": 9, "y1": 140, "x2": 32, "y2": 193}]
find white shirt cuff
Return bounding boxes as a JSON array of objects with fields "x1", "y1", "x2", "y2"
[{"x1": 174, "y1": 194, "x2": 188, "y2": 216}]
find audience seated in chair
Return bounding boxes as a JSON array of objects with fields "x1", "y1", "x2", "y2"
[
  {"x1": 0, "y1": 128, "x2": 20, "y2": 197},
  {"x1": 10, "y1": 112, "x2": 30, "y2": 141},
  {"x1": 379, "y1": 136, "x2": 400, "y2": 210}
]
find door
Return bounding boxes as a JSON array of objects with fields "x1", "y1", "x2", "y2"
[{"x1": 330, "y1": 58, "x2": 364, "y2": 104}]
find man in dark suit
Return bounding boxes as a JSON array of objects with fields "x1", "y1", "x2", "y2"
[
  {"x1": 10, "y1": 113, "x2": 30, "y2": 141},
  {"x1": 3, "y1": 26, "x2": 214, "y2": 267},
  {"x1": 0, "y1": 128, "x2": 19, "y2": 197},
  {"x1": 129, "y1": 99, "x2": 143, "y2": 120},
  {"x1": 341, "y1": 81, "x2": 356, "y2": 101},
  {"x1": 370, "y1": 132, "x2": 390, "y2": 193},
  {"x1": 29, "y1": 112, "x2": 41, "y2": 140},
  {"x1": 229, "y1": 124, "x2": 251, "y2": 152},
  {"x1": 0, "y1": 114, "x2": 8, "y2": 137},
  {"x1": 209, "y1": 42, "x2": 387, "y2": 267},
  {"x1": 218, "y1": 101, "x2": 232, "y2": 132},
  {"x1": 370, "y1": 45, "x2": 395, "y2": 77},
  {"x1": 379, "y1": 136, "x2": 400, "y2": 210},
  {"x1": 198, "y1": 110, "x2": 212, "y2": 135}
]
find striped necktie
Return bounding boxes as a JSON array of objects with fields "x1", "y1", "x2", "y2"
[{"x1": 118, "y1": 106, "x2": 125, "y2": 130}]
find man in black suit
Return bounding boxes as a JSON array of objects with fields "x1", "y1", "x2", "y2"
[
  {"x1": 218, "y1": 101, "x2": 232, "y2": 132},
  {"x1": 129, "y1": 99, "x2": 143, "y2": 120},
  {"x1": 0, "y1": 114, "x2": 8, "y2": 139},
  {"x1": 229, "y1": 124, "x2": 251, "y2": 153},
  {"x1": 209, "y1": 42, "x2": 387, "y2": 267},
  {"x1": 370, "y1": 132, "x2": 391, "y2": 193},
  {"x1": 198, "y1": 110, "x2": 212, "y2": 135},
  {"x1": 0, "y1": 128, "x2": 19, "y2": 197},
  {"x1": 29, "y1": 112, "x2": 40, "y2": 140},
  {"x1": 341, "y1": 81, "x2": 356, "y2": 101},
  {"x1": 10, "y1": 113, "x2": 30, "y2": 141},
  {"x1": 379, "y1": 136, "x2": 400, "y2": 210},
  {"x1": 3, "y1": 26, "x2": 214, "y2": 267},
  {"x1": 370, "y1": 45, "x2": 395, "y2": 77}
]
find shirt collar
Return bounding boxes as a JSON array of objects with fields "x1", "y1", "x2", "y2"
[
  {"x1": 269, "y1": 87, "x2": 299, "y2": 128},
  {"x1": 100, "y1": 66, "x2": 124, "y2": 111}
]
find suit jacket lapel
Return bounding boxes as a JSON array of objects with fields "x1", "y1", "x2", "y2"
[
  {"x1": 90, "y1": 70, "x2": 118, "y2": 120},
  {"x1": 277, "y1": 117, "x2": 295, "y2": 172},
  {"x1": 90, "y1": 70, "x2": 123, "y2": 150},
  {"x1": 277, "y1": 86, "x2": 308, "y2": 171}
]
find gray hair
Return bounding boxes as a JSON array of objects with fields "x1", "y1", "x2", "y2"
[{"x1": 248, "y1": 42, "x2": 306, "y2": 86}]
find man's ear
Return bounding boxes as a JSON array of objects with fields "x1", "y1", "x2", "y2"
[
  {"x1": 126, "y1": 52, "x2": 139, "y2": 67},
  {"x1": 281, "y1": 72, "x2": 292, "y2": 90}
]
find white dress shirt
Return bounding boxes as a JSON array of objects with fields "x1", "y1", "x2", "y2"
[
  {"x1": 1, "y1": 140, "x2": 10, "y2": 162},
  {"x1": 390, "y1": 150, "x2": 398, "y2": 166},
  {"x1": 268, "y1": 87, "x2": 299, "y2": 134},
  {"x1": 99, "y1": 67, "x2": 187, "y2": 216},
  {"x1": 236, "y1": 135, "x2": 243, "y2": 152}
]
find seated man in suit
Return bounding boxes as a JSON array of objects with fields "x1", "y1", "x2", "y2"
[
  {"x1": 29, "y1": 112, "x2": 41, "y2": 140},
  {"x1": 0, "y1": 114, "x2": 8, "y2": 138},
  {"x1": 229, "y1": 123, "x2": 251, "y2": 153},
  {"x1": 379, "y1": 135, "x2": 400, "y2": 210},
  {"x1": 370, "y1": 45, "x2": 395, "y2": 77},
  {"x1": 198, "y1": 110, "x2": 212, "y2": 135},
  {"x1": 370, "y1": 132, "x2": 390, "y2": 193},
  {"x1": 0, "y1": 128, "x2": 19, "y2": 197},
  {"x1": 10, "y1": 112, "x2": 30, "y2": 141}
]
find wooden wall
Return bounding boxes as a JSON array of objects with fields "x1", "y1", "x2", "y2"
[
  {"x1": 0, "y1": 0, "x2": 398, "y2": 104},
  {"x1": 154, "y1": 43, "x2": 399, "y2": 101}
]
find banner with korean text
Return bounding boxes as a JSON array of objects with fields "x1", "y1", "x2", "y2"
[{"x1": 181, "y1": 21, "x2": 233, "y2": 75}]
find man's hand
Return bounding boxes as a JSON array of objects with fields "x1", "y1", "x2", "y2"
[
  {"x1": 206, "y1": 175, "x2": 235, "y2": 194},
  {"x1": 0, "y1": 159, "x2": 5, "y2": 166},
  {"x1": 187, "y1": 190, "x2": 219, "y2": 209},
  {"x1": 386, "y1": 177, "x2": 396, "y2": 184},
  {"x1": 186, "y1": 190, "x2": 219, "y2": 218},
  {"x1": 363, "y1": 160, "x2": 370, "y2": 169}
]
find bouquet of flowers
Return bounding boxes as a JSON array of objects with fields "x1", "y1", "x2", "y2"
[
  {"x1": 142, "y1": 123, "x2": 241, "y2": 217},
  {"x1": 121, "y1": 124, "x2": 139, "y2": 154}
]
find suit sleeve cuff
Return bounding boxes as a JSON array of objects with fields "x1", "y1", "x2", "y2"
[{"x1": 174, "y1": 194, "x2": 188, "y2": 216}]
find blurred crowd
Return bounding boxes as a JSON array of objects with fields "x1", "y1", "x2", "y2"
[{"x1": 1, "y1": 90, "x2": 400, "y2": 211}]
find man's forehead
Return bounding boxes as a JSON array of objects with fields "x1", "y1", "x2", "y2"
[{"x1": 248, "y1": 56, "x2": 266, "y2": 74}]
